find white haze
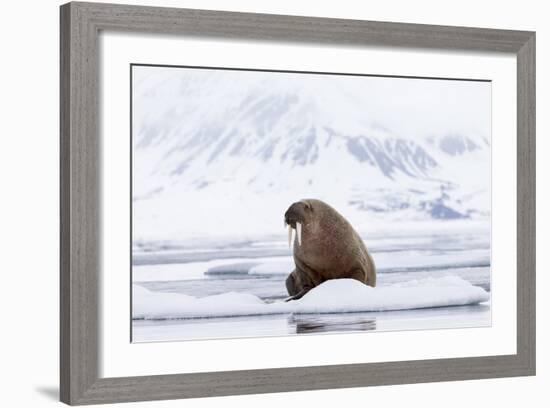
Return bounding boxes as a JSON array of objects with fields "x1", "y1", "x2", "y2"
[{"x1": 132, "y1": 66, "x2": 491, "y2": 243}]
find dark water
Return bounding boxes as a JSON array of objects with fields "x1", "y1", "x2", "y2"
[{"x1": 133, "y1": 303, "x2": 491, "y2": 342}]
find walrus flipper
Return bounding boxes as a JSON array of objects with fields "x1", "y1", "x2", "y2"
[
  {"x1": 285, "y1": 287, "x2": 311, "y2": 302},
  {"x1": 285, "y1": 269, "x2": 314, "y2": 301}
]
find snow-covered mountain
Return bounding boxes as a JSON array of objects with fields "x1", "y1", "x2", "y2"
[{"x1": 132, "y1": 67, "x2": 491, "y2": 242}]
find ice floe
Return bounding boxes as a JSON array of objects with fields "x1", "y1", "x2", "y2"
[{"x1": 133, "y1": 276, "x2": 489, "y2": 320}]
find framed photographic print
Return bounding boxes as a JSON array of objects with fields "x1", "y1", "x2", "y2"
[
  {"x1": 130, "y1": 64, "x2": 494, "y2": 342},
  {"x1": 60, "y1": 1, "x2": 535, "y2": 405}
]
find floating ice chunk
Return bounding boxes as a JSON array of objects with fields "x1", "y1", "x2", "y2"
[
  {"x1": 133, "y1": 276, "x2": 489, "y2": 320},
  {"x1": 292, "y1": 277, "x2": 489, "y2": 314},
  {"x1": 241, "y1": 248, "x2": 490, "y2": 276},
  {"x1": 204, "y1": 262, "x2": 259, "y2": 275},
  {"x1": 133, "y1": 285, "x2": 196, "y2": 319},
  {"x1": 133, "y1": 284, "x2": 271, "y2": 320},
  {"x1": 249, "y1": 260, "x2": 294, "y2": 275}
]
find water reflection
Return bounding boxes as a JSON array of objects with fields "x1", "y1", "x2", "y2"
[{"x1": 289, "y1": 314, "x2": 377, "y2": 334}]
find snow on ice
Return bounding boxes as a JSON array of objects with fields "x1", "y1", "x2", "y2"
[{"x1": 133, "y1": 276, "x2": 490, "y2": 320}]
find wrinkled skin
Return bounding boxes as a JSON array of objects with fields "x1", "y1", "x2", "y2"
[{"x1": 284, "y1": 199, "x2": 376, "y2": 301}]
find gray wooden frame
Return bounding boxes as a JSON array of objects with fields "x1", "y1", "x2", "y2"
[{"x1": 60, "y1": 1, "x2": 536, "y2": 405}]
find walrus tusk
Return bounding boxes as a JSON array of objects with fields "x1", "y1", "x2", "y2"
[
  {"x1": 296, "y1": 222, "x2": 302, "y2": 246},
  {"x1": 288, "y1": 224, "x2": 294, "y2": 248}
]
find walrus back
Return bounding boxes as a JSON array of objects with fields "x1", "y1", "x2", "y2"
[
  {"x1": 312, "y1": 199, "x2": 377, "y2": 287},
  {"x1": 363, "y1": 247, "x2": 376, "y2": 287},
  {"x1": 353, "y1": 229, "x2": 377, "y2": 287}
]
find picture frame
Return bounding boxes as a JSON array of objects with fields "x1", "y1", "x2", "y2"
[{"x1": 60, "y1": 1, "x2": 536, "y2": 405}]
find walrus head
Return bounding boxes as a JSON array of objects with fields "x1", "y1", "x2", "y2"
[{"x1": 284, "y1": 199, "x2": 314, "y2": 248}]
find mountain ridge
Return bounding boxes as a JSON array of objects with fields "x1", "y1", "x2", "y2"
[{"x1": 131, "y1": 67, "x2": 491, "y2": 240}]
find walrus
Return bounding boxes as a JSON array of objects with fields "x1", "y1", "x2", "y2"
[{"x1": 284, "y1": 199, "x2": 376, "y2": 301}]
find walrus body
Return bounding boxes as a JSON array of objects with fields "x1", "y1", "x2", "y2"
[{"x1": 284, "y1": 199, "x2": 376, "y2": 301}]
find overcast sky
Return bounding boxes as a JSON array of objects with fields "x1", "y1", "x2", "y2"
[{"x1": 133, "y1": 65, "x2": 492, "y2": 142}]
